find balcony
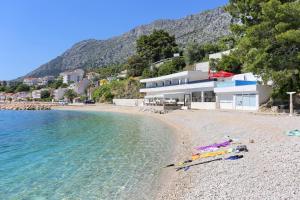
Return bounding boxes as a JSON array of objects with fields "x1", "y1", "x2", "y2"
[
  {"x1": 140, "y1": 80, "x2": 216, "y2": 93},
  {"x1": 142, "y1": 79, "x2": 217, "y2": 89}
]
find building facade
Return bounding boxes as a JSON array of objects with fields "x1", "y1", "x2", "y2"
[
  {"x1": 69, "y1": 79, "x2": 90, "y2": 95},
  {"x1": 140, "y1": 71, "x2": 271, "y2": 111},
  {"x1": 53, "y1": 88, "x2": 68, "y2": 101},
  {"x1": 60, "y1": 69, "x2": 84, "y2": 84},
  {"x1": 23, "y1": 78, "x2": 39, "y2": 86}
]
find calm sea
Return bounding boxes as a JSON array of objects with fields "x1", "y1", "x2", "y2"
[{"x1": 0, "y1": 110, "x2": 174, "y2": 199}]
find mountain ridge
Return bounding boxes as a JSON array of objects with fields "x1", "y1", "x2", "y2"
[{"x1": 23, "y1": 7, "x2": 232, "y2": 79}]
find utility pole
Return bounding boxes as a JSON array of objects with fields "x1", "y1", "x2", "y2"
[{"x1": 287, "y1": 92, "x2": 296, "y2": 116}]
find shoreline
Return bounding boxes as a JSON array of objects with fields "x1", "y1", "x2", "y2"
[
  {"x1": 53, "y1": 104, "x2": 300, "y2": 200},
  {"x1": 53, "y1": 104, "x2": 192, "y2": 200}
]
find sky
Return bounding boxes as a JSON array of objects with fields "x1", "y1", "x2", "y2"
[{"x1": 0, "y1": 0, "x2": 228, "y2": 80}]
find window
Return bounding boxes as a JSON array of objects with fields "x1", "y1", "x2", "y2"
[
  {"x1": 192, "y1": 92, "x2": 202, "y2": 102},
  {"x1": 204, "y1": 91, "x2": 216, "y2": 102},
  {"x1": 171, "y1": 79, "x2": 179, "y2": 85},
  {"x1": 235, "y1": 94, "x2": 257, "y2": 107}
]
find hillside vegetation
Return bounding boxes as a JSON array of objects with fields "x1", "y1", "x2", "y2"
[{"x1": 23, "y1": 8, "x2": 232, "y2": 78}]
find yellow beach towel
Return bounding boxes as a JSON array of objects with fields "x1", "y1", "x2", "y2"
[{"x1": 192, "y1": 150, "x2": 229, "y2": 161}]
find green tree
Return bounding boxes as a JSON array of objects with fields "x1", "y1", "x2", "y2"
[
  {"x1": 64, "y1": 89, "x2": 77, "y2": 102},
  {"x1": 183, "y1": 42, "x2": 206, "y2": 65},
  {"x1": 124, "y1": 55, "x2": 148, "y2": 77},
  {"x1": 142, "y1": 68, "x2": 158, "y2": 78},
  {"x1": 226, "y1": 0, "x2": 300, "y2": 98},
  {"x1": 93, "y1": 64, "x2": 123, "y2": 79},
  {"x1": 215, "y1": 52, "x2": 242, "y2": 74},
  {"x1": 41, "y1": 90, "x2": 50, "y2": 99},
  {"x1": 49, "y1": 79, "x2": 64, "y2": 89},
  {"x1": 16, "y1": 84, "x2": 30, "y2": 92},
  {"x1": 0, "y1": 86, "x2": 6, "y2": 92},
  {"x1": 136, "y1": 30, "x2": 178, "y2": 63},
  {"x1": 5, "y1": 86, "x2": 16, "y2": 93},
  {"x1": 158, "y1": 57, "x2": 186, "y2": 76},
  {"x1": 92, "y1": 84, "x2": 113, "y2": 103}
]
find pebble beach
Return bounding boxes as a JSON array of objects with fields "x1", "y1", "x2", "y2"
[{"x1": 54, "y1": 104, "x2": 300, "y2": 200}]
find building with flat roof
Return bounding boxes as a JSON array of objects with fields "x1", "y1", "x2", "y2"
[
  {"x1": 140, "y1": 70, "x2": 217, "y2": 109},
  {"x1": 23, "y1": 78, "x2": 39, "y2": 86},
  {"x1": 60, "y1": 69, "x2": 84, "y2": 84},
  {"x1": 140, "y1": 70, "x2": 271, "y2": 111}
]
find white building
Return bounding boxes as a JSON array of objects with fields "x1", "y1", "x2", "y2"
[
  {"x1": 214, "y1": 74, "x2": 272, "y2": 111},
  {"x1": 14, "y1": 92, "x2": 31, "y2": 101},
  {"x1": 69, "y1": 79, "x2": 90, "y2": 95},
  {"x1": 53, "y1": 88, "x2": 68, "y2": 101},
  {"x1": 32, "y1": 90, "x2": 42, "y2": 99},
  {"x1": 140, "y1": 71, "x2": 271, "y2": 111},
  {"x1": 140, "y1": 71, "x2": 217, "y2": 109},
  {"x1": 0, "y1": 92, "x2": 6, "y2": 102},
  {"x1": 23, "y1": 78, "x2": 39, "y2": 86},
  {"x1": 208, "y1": 49, "x2": 232, "y2": 60},
  {"x1": 37, "y1": 76, "x2": 55, "y2": 86},
  {"x1": 31, "y1": 89, "x2": 49, "y2": 99},
  {"x1": 60, "y1": 69, "x2": 84, "y2": 84}
]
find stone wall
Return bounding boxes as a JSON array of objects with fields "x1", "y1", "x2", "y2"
[{"x1": 112, "y1": 99, "x2": 144, "y2": 107}]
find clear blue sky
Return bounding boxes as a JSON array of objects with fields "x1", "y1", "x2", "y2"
[{"x1": 0, "y1": 0, "x2": 228, "y2": 80}]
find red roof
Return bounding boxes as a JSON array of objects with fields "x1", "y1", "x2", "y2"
[{"x1": 209, "y1": 70, "x2": 234, "y2": 78}]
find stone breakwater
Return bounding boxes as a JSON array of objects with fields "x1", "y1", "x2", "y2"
[{"x1": 0, "y1": 102, "x2": 57, "y2": 110}]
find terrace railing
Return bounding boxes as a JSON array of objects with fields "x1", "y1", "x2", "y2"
[
  {"x1": 143, "y1": 79, "x2": 216, "y2": 89},
  {"x1": 216, "y1": 80, "x2": 257, "y2": 88}
]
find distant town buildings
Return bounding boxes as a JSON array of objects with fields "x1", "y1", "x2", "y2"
[
  {"x1": 60, "y1": 69, "x2": 84, "y2": 84},
  {"x1": 0, "y1": 92, "x2": 6, "y2": 102},
  {"x1": 14, "y1": 92, "x2": 31, "y2": 101},
  {"x1": 23, "y1": 76, "x2": 55, "y2": 86},
  {"x1": 38, "y1": 76, "x2": 55, "y2": 86},
  {"x1": 53, "y1": 88, "x2": 68, "y2": 101},
  {"x1": 70, "y1": 79, "x2": 90, "y2": 95},
  {"x1": 23, "y1": 78, "x2": 39, "y2": 86},
  {"x1": 86, "y1": 72, "x2": 100, "y2": 81}
]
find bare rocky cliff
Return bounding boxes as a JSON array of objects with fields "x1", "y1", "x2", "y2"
[{"x1": 24, "y1": 7, "x2": 232, "y2": 78}]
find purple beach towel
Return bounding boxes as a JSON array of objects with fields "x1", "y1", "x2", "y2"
[{"x1": 195, "y1": 140, "x2": 231, "y2": 151}]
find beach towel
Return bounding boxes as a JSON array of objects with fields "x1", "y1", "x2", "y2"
[
  {"x1": 195, "y1": 140, "x2": 232, "y2": 151},
  {"x1": 286, "y1": 129, "x2": 300, "y2": 137},
  {"x1": 192, "y1": 149, "x2": 229, "y2": 161},
  {"x1": 225, "y1": 155, "x2": 243, "y2": 160},
  {"x1": 176, "y1": 158, "x2": 222, "y2": 171}
]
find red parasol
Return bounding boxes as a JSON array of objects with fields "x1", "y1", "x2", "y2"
[{"x1": 209, "y1": 70, "x2": 234, "y2": 79}]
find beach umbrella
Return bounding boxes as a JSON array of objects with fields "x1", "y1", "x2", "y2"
[{"x1": 209, "y1": 70, "x2": 234, "y2": 79}]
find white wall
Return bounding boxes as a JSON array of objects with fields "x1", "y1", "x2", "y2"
[
  {"x1": 113, "y1": 99, "x2": 144, "y2": 107},
  {"x1": 195, "y1": 62, "x2": 209, "y2": 72},
  {"x1": 209, "y1": 50, "x2": 231, "y2": 59},
  {"x1": 74, "y1": 79, "x2": 89, "y2": 95},
  {"x1": 54, "y1": 88, "x2": 68, "y2": 101},
  {"x1": 258, "y1": 85, "x2": 272, "y2": 104},
  {"x1": 191, "y1": 102, "x2": 216, "y2": 110}
]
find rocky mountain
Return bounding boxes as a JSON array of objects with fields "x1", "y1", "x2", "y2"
[{"x1": 24, "y1": 7, "x2": 232, "y2": 78}]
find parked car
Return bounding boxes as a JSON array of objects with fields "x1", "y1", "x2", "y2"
[
  {"x1": 84, "y1": 100, "x2": 95, "y2": 104},
  {"x1": 58, "y1": 100, "x2": 68, "y2": 106}
]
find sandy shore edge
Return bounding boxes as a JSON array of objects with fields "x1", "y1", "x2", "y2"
[
  {"x1": 53, "y1": 104, "x2": 300, "y2": 200},
  {"x1": 53, "y1": 104, "x2": 191, "y2": 199}
]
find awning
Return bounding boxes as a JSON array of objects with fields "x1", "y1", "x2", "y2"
[
  {"x1": 209, "y1": 70, "x2": 234, "y2": 78},
  {"x1": 144, "y1": 94, "x2": 164, "y2": 99},
  {"x1": 163, "y1": 92, "x2": 185, "y2": 98},
  {"x1": 145, "y1": 92, "x2": 185, "y2": 99}
]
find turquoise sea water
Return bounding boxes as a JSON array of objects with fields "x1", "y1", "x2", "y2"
[{"x1": 0, "y1": 110, "x2": 174, "y2": 199}]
